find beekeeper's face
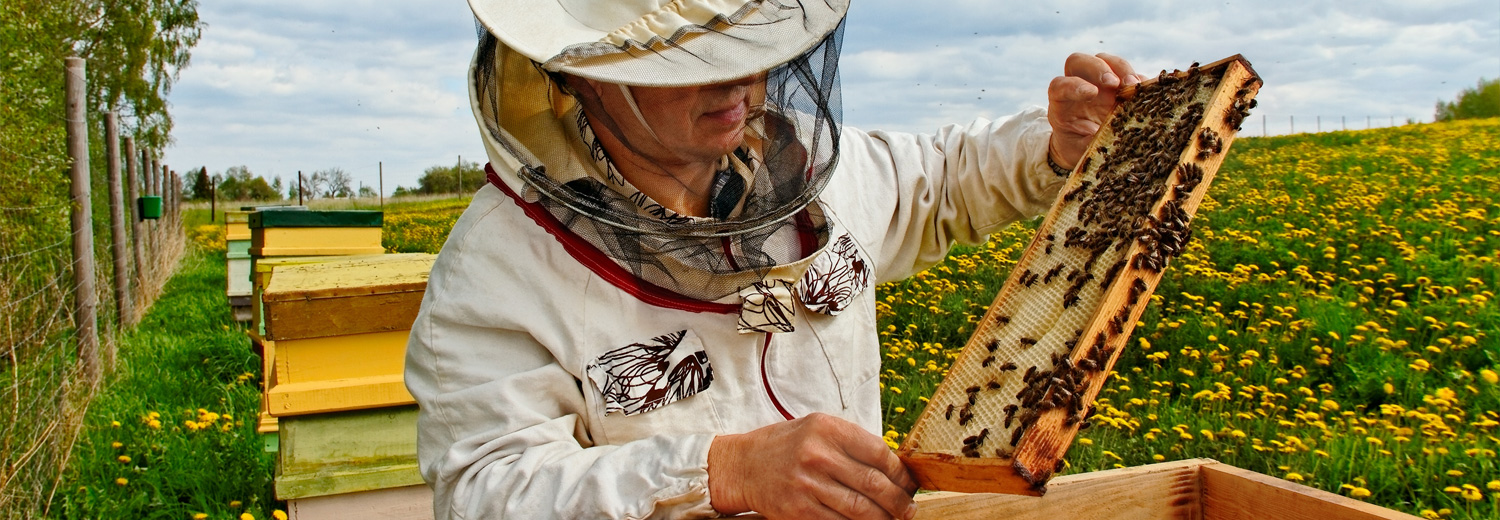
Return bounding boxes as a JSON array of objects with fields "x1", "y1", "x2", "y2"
[{"x1": 588, "y1": 74, "x2": 767, "y2": 166}]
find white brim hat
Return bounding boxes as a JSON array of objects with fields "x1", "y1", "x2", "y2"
[{"x1": 469, "y1": 0, "x2": 849, "y2": 87}]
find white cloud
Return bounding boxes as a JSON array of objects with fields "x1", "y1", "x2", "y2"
[{"x1": 161, "y1": 0, "x2": 1499, "y2": 192}]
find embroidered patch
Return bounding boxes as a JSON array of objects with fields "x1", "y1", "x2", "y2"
[
  {"x1": 798, "y1": 233, "x2": 871, "y2": 315},
  {"x1": 586, "y1": 330, "x2": 713, "y2": 416},
  {"x1": 738, "y1": 280, "x2": 797, "y2": 333}
]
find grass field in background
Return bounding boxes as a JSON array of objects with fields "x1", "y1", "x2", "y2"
[{"x1": 64, "y1": 118, "x2": 1499, "y2": 519}]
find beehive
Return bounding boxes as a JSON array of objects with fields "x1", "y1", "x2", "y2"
[
  {"x1": 739, "y1": 459, "x2": 1420, "y2": 519},
  {"x1": 249, "y1": 210, "x2": 386, "y2": 257},
  {"x1": 275, "y1": 405, "x2": 424, "y2": 502},
  {"x1": 261, "y1": 254, "x2": 436, "y2": 417},
  {"x1": 899, "y1": 55, "x2": 1261, "y2": 494},
  {"x1": 226, "y1": 211, "x2": 254, "y2": 321}
]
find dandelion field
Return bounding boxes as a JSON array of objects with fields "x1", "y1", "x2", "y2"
[
  {"x1": 877, "y1": 119, "x2": 1500, "y2": 519},
  {"x1": 51, "y1": 120, "x2": 1496, "y2": 519}
]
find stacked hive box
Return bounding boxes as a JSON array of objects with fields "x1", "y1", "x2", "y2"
[
  {"x1": 248, "y1": 209, "x2": 386, "y2": 440},
  {"x1": 261, "y1": 254, "x2": 437, "y2": 519},
  {"x1": 227, "y1": 205, "x2": 306, "y2": 322},
  {"x1": 226, "y1": 211, "x2": 254, "y2": 321}
]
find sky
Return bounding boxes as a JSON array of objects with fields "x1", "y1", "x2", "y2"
[{"x1": 161, "y1": 0, "x2": 1500, "y2": 196}]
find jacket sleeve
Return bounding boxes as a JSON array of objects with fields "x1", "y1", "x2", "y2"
[
  {"x1": 405, "y1": 196, "x2": 719, "y2": 520},
  {"x1": 832, "y1": 107, "x2": 1064, "y2": 284}
]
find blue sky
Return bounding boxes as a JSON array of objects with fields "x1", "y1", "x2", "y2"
[{"x1": 162, "y1": 0, "x2": 1500, "y2": 195}]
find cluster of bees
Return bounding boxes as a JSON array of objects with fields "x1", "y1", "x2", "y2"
[{"x1": 926, "y1": 61, "x2": 1259, "y2": 462}]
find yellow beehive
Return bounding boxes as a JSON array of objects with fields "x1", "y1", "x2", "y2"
[
  {"x1": 250, "y1": 210, "x2": 385, "y2": 257},
  {"x1": 261, "y1": 254, "x2": 436, "y2": 417}
]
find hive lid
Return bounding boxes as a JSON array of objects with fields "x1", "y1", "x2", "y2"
[
  {"x1": 262, "y1": 254, "x2": 436, "y2": 340},
  {"x1": 251, "y1": 209, "x2": 381, "y2": 228},
  {"x1": 241, "y1": 204, "x2": 308, "y2": 212}
]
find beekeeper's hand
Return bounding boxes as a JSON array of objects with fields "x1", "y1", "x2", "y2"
[
  {"x1": 708, "y1": 413, "x2": 919, "y2": 520},
  {"x1": 1047, "y1": 53, "x2": 1147, "y2": 169}
]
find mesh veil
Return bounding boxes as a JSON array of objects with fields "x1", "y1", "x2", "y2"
[{"x1": 473, "y1": 20, "x2": 845, "y2": 301}]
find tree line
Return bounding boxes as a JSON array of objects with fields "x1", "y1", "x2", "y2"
[{"x1": 179, "y1": 159, "x2": 487, "y2": 201}]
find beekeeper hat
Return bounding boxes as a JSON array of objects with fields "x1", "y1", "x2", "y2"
[{"x1": 469, "y1": 0, "x2": 849, "y2": 87}]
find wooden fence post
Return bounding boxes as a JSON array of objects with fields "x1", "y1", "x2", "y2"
[
  {"x1": 105, "y1": 112, "x2": 132, "y2": 359},
  {"x1": 65, "y1": 56, "x2": 100, "y2": 385},
  {"x1": 130, "y1": 144, "x2": 145, "y2": 314}
]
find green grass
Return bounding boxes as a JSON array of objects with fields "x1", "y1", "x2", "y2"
[{"x1": 52, "y1": 210, "x2": 279, "y2": 520}]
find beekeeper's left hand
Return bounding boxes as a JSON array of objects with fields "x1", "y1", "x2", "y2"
[{"x1": 1047, "y1": 53, "x2": 1147, "y2": 169}]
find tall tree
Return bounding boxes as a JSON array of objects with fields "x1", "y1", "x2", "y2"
[{"x1": 191, "y1": 166, "x2": 211, "y2": 200}]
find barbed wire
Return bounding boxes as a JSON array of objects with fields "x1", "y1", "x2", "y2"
[{"x1": 0, "y1": 203, "x2": 68, "y2": 212}]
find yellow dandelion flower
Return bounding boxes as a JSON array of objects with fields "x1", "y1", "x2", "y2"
[
  {"x1": 117, "y1": 455, "x2": 130, "y2": 464},
  {"x1": 1348, "y1": 486, "x2": 1371, "y2": 499},
  {"x1": 1421, "y1": 510, "x2": 1439, "y2": 519},
  {"x1": 111, "y1": 441, "x2": 123, "y2": 449},
  {"x1": 110, "y1": 420, "x2": 121, "y2": 428},
  {"x1": 1078, "y1": 438, "x2": 1093, "y2": 446},
  {"x1": 1445, "y1": 469, "x2": 1463, "y2": 477},
  {"x1": 1383, "y1": 383, "x2": 1394, "y2": 394},
  {"x1": 1285, "y1": 472, "x2": 1304, "y2": 482},
  {"x1": 1153, "y1": 454, "x2": 1165, "y2": 461},
  {"x1": 274, "y1": 511, "x2": 289, "y2": 520},
  {"x1": 114, "y1": 478, "x2": 128, "y2": 486},
  {"x1": 230, "y1": 500, "x2": 242, "y2": 508},
  {"x1": 1321, "y1": 399, "x2": 1340, "y2": 411},
  {"x1": 1487, "y1": 480, "x2": 1500, "y2": 491},
  {"x1": 241, "y1": 514, "x2": 255, "y2": 520},
  {"x1": 194, "y1": 514, "x2": 208, "y2": 520},
  {"x1": 1482, "y1": 370, "x2": 1499, "y2": 384},
  {"x1": 1460, "y1": 485, "x2": 1482, "y2": 501}
]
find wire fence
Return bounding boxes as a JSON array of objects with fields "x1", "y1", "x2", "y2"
[
  {"x1": 0, "y1": 57, "x2": 188, "y2": 517},
  {"x1": 1250, "y1": 114, "x2": 1425, "y2": 137}
]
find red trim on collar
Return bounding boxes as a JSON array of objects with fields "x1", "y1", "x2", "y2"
[{"x1": 487, "y1": 165, "x2": 744, "y2": 315}]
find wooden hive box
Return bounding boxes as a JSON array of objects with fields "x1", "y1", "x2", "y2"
[
  {"x1": 251, "y1": 255, "x2": 408, "y2": 436},
  {"x1": 226, "y1": 211, "x2": 255, "y2": 321},
  {"x1": 261, "y1": 253, "x2": 436, "y2": 417},
  {"x1": 249, "y1": 209, "x2": 386, "y2": 258},
  {"x1": 276, "y1": 405, "x2": 425, "y2": 503},
  {"x1": 781, "y1": 459, "x2": 1418, "y2": 520},
  {"x1": 899, "y1": 55, "x2": 1263, "y2": 494}
]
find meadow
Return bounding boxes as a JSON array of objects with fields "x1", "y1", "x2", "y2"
[{"x1": 56, "y1": 119, "x2": 1497, "y2": 518}]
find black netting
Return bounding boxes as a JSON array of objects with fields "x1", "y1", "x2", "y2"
[{"x1": 472, "y1": 18, "x2": 844, "y2": 300}]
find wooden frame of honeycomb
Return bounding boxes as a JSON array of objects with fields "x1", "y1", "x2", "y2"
[{"x1": 898, "y1": 55, "x2": 1262, "y2": 496}]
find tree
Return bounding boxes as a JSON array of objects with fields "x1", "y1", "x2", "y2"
[
  {"x1": 1435, "y1": 78, "x2": 1500, "y2": 122},
  {"x1": 358, "y1": 185, "x2": 377, "y2": 198},
  {"x1": 309, "y1": 168, "x2": 352, "y2": 198},
  {"x1": 191, "y1": 167, "x2": 212, "y2": 200},
  {"x1": 242, "y1": 176, "x2": 280, "y2": 201},
  {"x1": 416, "y1": 159, "x2": 483, "y2": 194}
]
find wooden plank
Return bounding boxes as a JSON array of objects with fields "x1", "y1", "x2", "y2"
[
  {"x1": 737, "y1": 459, "x2": 1211, "y2": 520},
  {"x1": 289, "y1": 485, "x2": 433, "y2": 520},
  {"x1": 266, "y1": 373, "x2": 416, "y2": 416},
  {"x1": 1201, "y1": 464, "x2": 1421, "y2": 520},
  {"x1": 277, "y1": 406, "x2": 422, "y2": 500},
  {"x1": 250, "y1": 226, "x2": 385, "y2": 257}
]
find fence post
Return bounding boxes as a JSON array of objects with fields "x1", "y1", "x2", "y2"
[
  {"x1": 105, "y1": 112, "x2": 132, "y2": 359},
  {"x1": 65, "y1": 57, "x2": 100, "y2": 385}
]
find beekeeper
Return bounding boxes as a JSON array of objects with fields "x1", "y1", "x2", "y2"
[{"x1": 405, "y1": 0, "x2": 1142, "y2": 518}]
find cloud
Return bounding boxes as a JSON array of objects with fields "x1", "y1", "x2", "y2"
[{"x1": 162, "y1": 0, "x2": 1499, "y2": 193}]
